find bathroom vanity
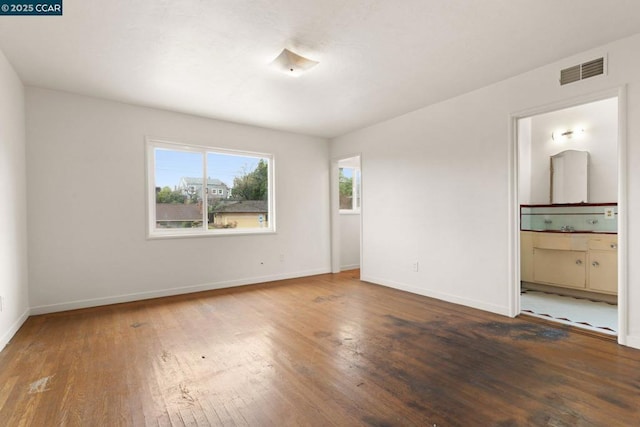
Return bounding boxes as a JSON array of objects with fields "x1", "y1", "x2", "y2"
[{"x1": 520, "y1": 204, "x2": 618, "y2": 296}]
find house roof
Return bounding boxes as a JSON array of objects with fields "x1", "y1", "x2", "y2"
[
  {"x1": 180, "y1": 177, "x2": 228, "y2": 187},
  {"x1": 212, "y1": 200, "x2": 267, "y2": 213},
  {"x1": 156, "y1": 203, "x2": 202, "y2": 221}
]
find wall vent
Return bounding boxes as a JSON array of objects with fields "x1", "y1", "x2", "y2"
[
  {"x1": 559, "y1": 57, "x2": 605, "y2": 85},
  {"x1": 560, "y1": 65, "x2": 581, "y2": 85}
]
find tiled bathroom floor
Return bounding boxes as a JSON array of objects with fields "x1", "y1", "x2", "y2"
[{"x1": 520, "y1": 289, "x2": 617, "y2": 336}]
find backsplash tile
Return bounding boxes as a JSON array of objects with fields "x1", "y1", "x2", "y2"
[{"x1": 520, "y1": 204, "x2": 617, "y2": 233}]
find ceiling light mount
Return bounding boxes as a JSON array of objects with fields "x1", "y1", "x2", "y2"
[{"x1": 271, "y1": 48, "x2": 318, "y2": 77}]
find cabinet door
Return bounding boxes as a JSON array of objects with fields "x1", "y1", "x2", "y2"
[
  {"x1": 520, "y1": 232, "x2": 534, "y2": 282},
  {"x1": 588, "y1": 250, "x2": 617, "y2": 294},
  {"x1": 533, "y1": 249, "x2": 586, "y2": 288}
]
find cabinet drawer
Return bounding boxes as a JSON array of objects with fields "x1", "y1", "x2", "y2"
[
  {"x1": 533, "y1": 233, "x2": 588, "y2": 251},
  {"x1": 589, "y1": 236, "x2": 618, "y2": 251}
]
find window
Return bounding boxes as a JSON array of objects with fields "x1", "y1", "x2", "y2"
[
  {"x1": 339, "y1": 166, "x2": 361, "y2": 213},
  {"x1": 147, "y1": 139, "x2": 274, "y2": 237}
]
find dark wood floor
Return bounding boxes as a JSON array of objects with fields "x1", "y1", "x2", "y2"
[{"x1": 1, "y1": 271, "x2": 639, "y2": 426}]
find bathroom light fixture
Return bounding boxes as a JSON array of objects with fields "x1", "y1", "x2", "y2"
[
  {"x1": 551, "y1": 127, "x2": 585, "y2": 142},
  {"x1": 270, "y1": 48, "x2": 319, "y2": 77}
]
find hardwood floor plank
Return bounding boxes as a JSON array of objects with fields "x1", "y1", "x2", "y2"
[{"x1": 1, "y1": 271, "x2": 639, "y2": 426}]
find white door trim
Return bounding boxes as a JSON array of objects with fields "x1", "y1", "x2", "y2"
[{"x1": 508, "y1": 86, "x2": 628, "y2": 346}]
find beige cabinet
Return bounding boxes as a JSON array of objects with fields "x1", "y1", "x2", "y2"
[
  {"x1": 520, "y1": 231, "x2": 534, "y2": 282},
  {"x1": 521, "y1": 231, "x2": 617, "y2": 295},
  {"x1": 587, "y1": 236, "x2": 618, "y2": 294},
  {"x1": 533, "y1": 249, "x2": 586, "y2": 288}
]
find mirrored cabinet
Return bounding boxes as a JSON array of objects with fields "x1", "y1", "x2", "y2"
[{"x1": 550, "y1": 150, "x2": 589, "y2": 204}]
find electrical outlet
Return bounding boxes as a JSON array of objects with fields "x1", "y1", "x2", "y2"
[
  {"x1": 279, "y1": 254, "x2": 285, "y2": 262},
  {"x1": 604, "y1": 207, "x2": 615, "y2": 219},
  {"x1": 412, "y1": 262, "x2": 419, "y2": 272}
]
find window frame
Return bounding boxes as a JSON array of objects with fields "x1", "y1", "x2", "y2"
[
  {"x1": 338, "y1": 166, "x2": 361, "y2": 214},
  {"x1": 146, "y1": 138, "x2": 276, "y2": 239}
]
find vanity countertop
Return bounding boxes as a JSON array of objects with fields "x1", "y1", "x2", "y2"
[{"x1": 523, "y1": 229, "x2": 617, "y2": 235}]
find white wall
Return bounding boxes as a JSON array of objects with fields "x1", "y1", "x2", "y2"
[
  {"x1": 26, "y1": 88, "x2": 331, "y2": 313},
  {"x1": 340, "y1": 213, "x2": 360, "y2": 270},
  {"x1": 331, "y1": 33, "x2": 640, "y2": 349},
  {"x1": 517, "y1": 117, "x2": 532, "y2": 204},
  {"x1": 526, "y1": 97, "x2": 618, "y2": 204},
  {"x1": 0, "y1": 50, "x2": 29, "y2": 350}
]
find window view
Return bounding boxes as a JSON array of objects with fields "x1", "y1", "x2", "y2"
[
  {"x1": 148, "y1": 140, "x2": 273, "y2": 236},
  {"x1": 339, "y1": 167, "x2": 361, "y2": 212}
]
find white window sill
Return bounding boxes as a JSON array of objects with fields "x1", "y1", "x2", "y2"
[{"x1": 148, "y1": 228, "x2": 276, "y2": 240}]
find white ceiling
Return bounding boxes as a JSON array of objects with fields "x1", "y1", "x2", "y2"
[{"x1": 1, "y1": 1, "x2": 639, "y2": 138}]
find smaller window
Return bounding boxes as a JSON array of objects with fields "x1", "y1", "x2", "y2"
[{"x1": 339, "y1": 167, "x2": 361, "y2": 213}]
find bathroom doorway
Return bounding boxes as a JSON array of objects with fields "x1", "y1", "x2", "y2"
[{"x1": 516, "y1": 96, "x2": 620, "y2": 337}]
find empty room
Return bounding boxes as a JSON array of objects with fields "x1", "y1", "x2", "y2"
[{"x1": 1, "y1": 1, "x2": 640, "y2": 425}]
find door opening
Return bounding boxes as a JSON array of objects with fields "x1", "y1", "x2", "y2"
[
  {"x1": 516, "y1": 96, "x2": 620, "y2": 338},
  {"x1": 331, "y1": 155, "x2": 362, "y2": 278}
]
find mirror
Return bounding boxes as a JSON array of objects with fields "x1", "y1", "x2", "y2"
[{"x1": 550, "y1": 150, "x2": 589, "y2": 204}]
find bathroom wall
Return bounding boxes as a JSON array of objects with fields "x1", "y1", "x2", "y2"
[{"x1": 524, "y1": 97, "x2": 618, "y2": 205}]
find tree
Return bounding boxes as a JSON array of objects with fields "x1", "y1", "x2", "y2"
[
  {"x1": 339, "y1": 169, "x2": 352, "y2": 197},
  {"x1": 156, "y1": 186, "x2": 186, "y2": 204},
  {"x1": 232, "y1": 159, "x2": 268, "y2": 200},
  {"x1": 339, "y1": 169, "x2": 353, "y2": 209}
]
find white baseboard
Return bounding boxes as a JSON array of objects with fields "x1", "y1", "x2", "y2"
[
  {"x1": 30, "y1": 268, "x2": 331, "y2": 315},
  {"x1": 360, "y1": 275, "x2": 511, "y2": 317},
  {"x1": 624, "y1": 334, "x2": 640, "y2": 350},
  {"x1": 340, "y1": 263, "x2": 360, "y2": 271},
  {"x1": 0, "y1": 308, "x2": 30, "y2": 352}
]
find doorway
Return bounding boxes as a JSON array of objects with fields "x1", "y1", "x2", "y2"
[
  {"x1": 516, "y1": 96, "x2": 621, "y2": 337},
  {"x1": 330, "y1": 155, "x2": 362, "y2": 277}
]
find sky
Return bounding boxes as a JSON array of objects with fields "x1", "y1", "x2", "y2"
[
  {"x1": 155, "y1": 148, "x2": 263, "y2": 189},
  {"x1": 340, "y1": 167, "x2": 353, "y2": 179}
]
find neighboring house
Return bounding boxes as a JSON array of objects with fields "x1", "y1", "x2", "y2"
[
  {"x1": 210, "y1": 200, "x2": 268, "y2": 228},
  {"x1": 155, "y1": 203, "x2": 203, "y2": 228},
  {"x1": 178, "y1": 177, "x2": 230, "y2": 200}
]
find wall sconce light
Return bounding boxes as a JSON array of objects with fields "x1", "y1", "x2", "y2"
[
  {"x1": 270, "y1": 48, "x2": 319, "y2": 77},
  {"x1": 552, "y1": 127, "x2": 585, "y2": 142}
]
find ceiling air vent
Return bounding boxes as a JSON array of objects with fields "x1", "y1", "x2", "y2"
[{"x1": 559, "y1": 57, "x2": 605, "y2": 85}]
